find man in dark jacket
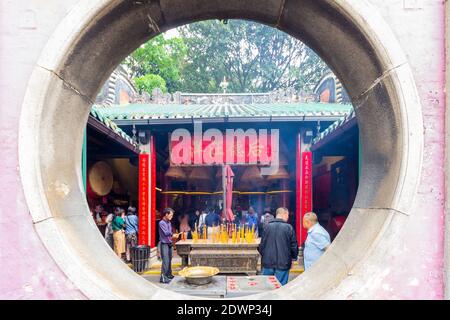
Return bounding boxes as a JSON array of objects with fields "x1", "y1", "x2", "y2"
[{"x1": 258, "y1": 207, "x2": 298, "y2": 285}]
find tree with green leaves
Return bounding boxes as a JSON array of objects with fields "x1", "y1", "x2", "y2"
[
  {"x1": 125, "y1": 35, "x2": 187, "y2": 93},
  {"x1": 125, "y1": 19, "x2": 330, "y2": 94},
  {"x1": 134, "y1": 74, "x2": 167, "y2": 94},
  {"x1": 178, "y1": 20, "x2": 330, "y2": 93}
]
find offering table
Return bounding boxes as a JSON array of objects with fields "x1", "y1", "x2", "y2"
[{"x1": 176, "y1": 239, "x2": 260, "y2": 275}]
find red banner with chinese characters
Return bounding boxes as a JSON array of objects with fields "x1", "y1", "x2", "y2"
[
  {"x1": 150, "y1": 136, "x2": 156, "y2": 248},
  {"x1": 301, "y1": 151, "x2": 313, "y2": 244},
  {"x1": 296, "y1": 134, "x2": 301, "y2": 244},
  {"x1": 138, "y1": 153, "x2": 149, "y2": 245}
]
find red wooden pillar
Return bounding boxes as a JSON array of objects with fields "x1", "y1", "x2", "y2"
[
  {"x1": 150, "y1": 135, "x2": 156, "y2": 248},
  {"x1": 301, "y1": 151, "x2": 313, "y2": 244},
  {"x1": 296, "y1": 133, "x2": 312, "y2": 245},
  {"x1": 296, "y1": 133, "x2": 302, "y2": 245},
  {"x1": 138, "y1": 153, "x2": 149, "y2": 245}
]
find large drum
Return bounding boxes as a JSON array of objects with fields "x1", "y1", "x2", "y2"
[{"x1": 87, "y1": 161, "x2": 114, "y2": 198}]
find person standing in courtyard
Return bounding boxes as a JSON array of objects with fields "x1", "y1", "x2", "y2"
[
  {"x1": 124, "y1": 206, "x2": 139, "y2": 263},
  {"x1": 112, "y1": 207, "x2": 126, "y2": 259},
  {"x1": 205, "y1": 208, "x2": 220, "y2": 227},
  {"x1": 159, "y1": 208, "x2": 179, "y2": 283},
  {"x1": 258, "y1": 207, "x2": 298, "y2": 285},
  {"x1": 197, "y1": 209, "x2": 208, "y2": 233},
  {"x1": 302, "y1": 212, "x2": 331, "y2": 270},
  {"x1": 93, "y1": 204, "x2": 104, "y2": 224},
  {"x1": 246, "y1": 206, "x2": 259, "y2": 233},
  {"x1": 259, "y1": 208, "x2": 274, "y2": 238},
  {"x1": 104, "y1": 212, "x2": 115, "y2": 249}
]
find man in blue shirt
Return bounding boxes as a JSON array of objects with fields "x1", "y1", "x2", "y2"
[
  {"x1": 246, "y1": 206, "x2": 258, "y2": 232},
  {"x1": 303, "y1": 212, "x2": 331, "y2": 270},
  {"x1": 205, "y1": 208, "x2": 221, "y2": 227}
]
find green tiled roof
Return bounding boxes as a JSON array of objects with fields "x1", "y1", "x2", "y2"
[
  {"x1": 89, "y1": 107, "x2": 138, "y2": 148},
  {"x1": 312, "y1": 109, "x2": 357, "y2": 145},
  {"x1": 92, "y1": 103, "x2": 352, "y2": 122}
]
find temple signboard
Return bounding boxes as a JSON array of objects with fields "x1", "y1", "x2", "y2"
[{"x1": 169, "y1": 122, "x2": 280, "y2": 176}]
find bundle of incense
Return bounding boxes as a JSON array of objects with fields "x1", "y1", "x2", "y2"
[
  {"x1": 236, "y1": 226, "x2": 241, "y2": 243},
  {"x1": 214, "y1": 224, "x2": 219, "y2": 243},
  {"x1": 192, "y1": 230, "x2": 198, "y2": 241},
  {"x1": 217, "y1": 224, "x2": 221, "y2": 243},
  {"x1": 202, "y1": 226, "x2": 207, "y2": 240},
  {"x1": 231, "y1": 225, "x2": 237, "y2": 243},
  {"x1": 245, "y1": 225, "x2": 251, "y2": 243},
  {"x1": 230, "y1": 224, "x2": 233, "y2": 243},
  {"x1": 222, "y1": 225, "x2": 226, "y2": 243},
  {"x1": 222, "y1": 224, "x2": 228, "y2": 243}
]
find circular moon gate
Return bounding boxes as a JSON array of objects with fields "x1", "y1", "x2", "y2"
[{"x1": 19, "y1": 0, "x2": 423, "y2": 299}]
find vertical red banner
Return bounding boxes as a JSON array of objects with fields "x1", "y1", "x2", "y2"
[
  {"x1": 138, "y1": 153, "x2": 149, "y2": 245},
  {"x1": 296, "y1": 134, "x2": 302, "y2": 245},
  {"x1": 301, "y1": 151, "x2": 313, "y2": 244},
  {"x1": 150, "y1": 135, "x2": 156, "y2": 248}
]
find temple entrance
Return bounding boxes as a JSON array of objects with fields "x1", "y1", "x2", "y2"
[{"x1": 19, "y1": 0, "x2": 423, "y2": 299}]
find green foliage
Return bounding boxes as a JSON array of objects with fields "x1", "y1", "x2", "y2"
[
  {"x1": 134, "y1": 74, "x2": 167, "y2": 94},
  {"x1": 178, "y1": 20, "x2": 330, "y2": 93},
  {"x1": 125, "y1": 35, "x2": 187, "y2": 93},
  {"x1": 125, "y1": 20, "x2": 330, "y2": 93}
]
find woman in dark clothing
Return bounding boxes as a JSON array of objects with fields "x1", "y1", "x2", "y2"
[{"x1": 189, "y1": 209, "x2": 200, "y2": 228}]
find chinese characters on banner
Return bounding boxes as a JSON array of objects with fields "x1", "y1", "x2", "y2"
[
  {"x1": 296, "y1": 134, "x2": 301, "y2": 244},
  {"x1": 150, "y1": 136, "x2": 156, "y2": 248},
  {"x1": 138, "y1": 153, "x2": 149, "y2": 245},
  {"x1": 301, "y1": 151, "x2": 313, "y2": 244}
]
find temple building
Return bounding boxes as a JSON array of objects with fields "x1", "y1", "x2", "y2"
[{"x1": 85, "y1": 68, "x2": 359, "y2": 262}]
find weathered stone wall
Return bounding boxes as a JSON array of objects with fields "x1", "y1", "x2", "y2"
[
  {"x1": 327, "y1": 0, "x2": 446, "y2": 299},
  {"x1": 0, "y1": 0, "x2": 447, "y2": 299}
]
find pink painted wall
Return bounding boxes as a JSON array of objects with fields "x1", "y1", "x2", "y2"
[
  {"x1": 370, "y1": 0, "x2": 446, "y2": 299},
  {"x1": 0, "y1": 0, "x2": 85, "y2": 299},
  {"x1": 0, "y1": 0, "x2": 447, "y2": 299}
]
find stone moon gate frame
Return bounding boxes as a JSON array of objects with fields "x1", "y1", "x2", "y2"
[{"x1": 19, "y1": 0, "x2": 423, "y2": 299}]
